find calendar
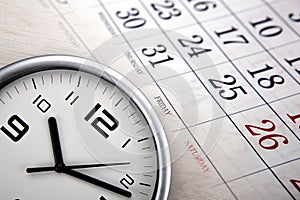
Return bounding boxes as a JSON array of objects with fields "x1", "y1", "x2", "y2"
[{"x1": 0, "y1": 0, "x2": 299, "y2": 199}]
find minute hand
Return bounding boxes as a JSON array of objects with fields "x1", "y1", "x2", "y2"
[
  {"x1": 26, "y1": 162, "x2": 131, "y2": 173},
  {"x1": 62, "y1": 167, "x2": 132, "y2": 198}
]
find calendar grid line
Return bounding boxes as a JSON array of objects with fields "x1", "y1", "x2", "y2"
[
  {"x1": 172, "y1": 90, "x2": 299, "y2": 133},
  {"x1": 262, "y1": 0, "x2": 300, "y2": 38},
  {"x1": 48, "y1": 0, "x2": 99, "y2": 62},
  {"x1": 226, "y1": 156, "x2": 300, "y2": 186},
  {"x1": 214, "y1": 156, "x2": 300, "y2": 188}
]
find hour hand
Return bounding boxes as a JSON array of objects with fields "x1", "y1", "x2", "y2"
[{"x1": 48, "y1": 117, "x2": 65, "y2": 170}]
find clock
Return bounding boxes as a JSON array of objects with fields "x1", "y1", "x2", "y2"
[{"x1": 0, "y1": 55, "x2": 171, "y2": 200}]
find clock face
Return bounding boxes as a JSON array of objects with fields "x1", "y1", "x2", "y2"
[{"x1": 0, "y1": 57, "x2": 170, "y2": 200}]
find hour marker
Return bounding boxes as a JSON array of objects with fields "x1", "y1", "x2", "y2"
[
  {"x1": 32, "y1": 78, "x2": 37, "y2": 89},
  {"x1": 41, "y1": 76, "x2": 45, "y2": 85},
  {"x1": 143, "y1": 174, "x2": 152, "y2": 177},
  {"x1": 143, "y1": 155, "x2": 152, "y2": 159},
  {"x1": 140, "y1": 192, "x2": 149, "y2": 196},
  {"x1": 99, "y1": 196, "x2": 107, "y2": 200},
  {"x1": 122, "y1": 138, "x2": 131, "y2": 148},
  {"x1": 6, "y1": 91, "x2": 12, "y2": 99},
  {"x1": 103, "y1": 86, "x2": 108, "y2": 94},
  {"x1": 23, "y1": 82, "x2": 27, "y2": 90},
  {"x1": 69, "y1": 74, "x2": 72, "y2": 83},
  {"x1": 65, "y1": 91, "x2": 79, "y2": 105},
  {"x1": 60, "y1": 73, "x2": 62, "y2": 83},
  {"x1": 87, "y1": 78, "x2": 91, "y2": 87},
  {"x1": 77, "y1": 76, "x2": 81, "y2": 87},
  {"x1": 115, "y1": 98, "x2": 123, "y2": 107},
  {"x1": 50, "y1": 74, "x2": 54, "y2": 83},
  {"x1": 122, "y1": 104, "x2": 130, "y2": 111},
  {"x1": 70, "y1": 96, "x2": 79, "y2": 105},
  {"x1": 132, "y1": 120, "x2": 141, "y2": 125},
  {"x1": 142, "y1": 146, "x2": 151, "y2": 150},
  {"x1": 33, "y1": 94, "x2": 42, "y2": 104},
  {"x1": 95, "y1": 80, "x2": 101, "y2": 90},
  {"x1": 137, "y1": 128, "x2": 145, "y2": 133},
  {"x1": 110, "y1": 91, "x2": 115, "y2": 99},
  {"x1": 138, "y1": 137, "x2": 149, "y2": 142},
  {"x1": 140, "y1": 182, "x2": 151, "y2": 187},
  {"x1": 65, "y1": 91, "x2": 74, "y2": 101},
  {"x1": 14, "y1": 86, "x2": 19, "y2": 94},
  {"x1": 0, "y1": 98, "x2": 5, "y2": 104},
  {"x1": 128, "y1": 112, "x2": 136, "y2": 118}
]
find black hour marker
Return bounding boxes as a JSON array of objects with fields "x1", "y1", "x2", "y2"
[
  {"x1": 32, "y1": 78, "x2": 37, "y2": 89},
  {"x1": 103, "y1": 86, "x2": 108, "y2": 94},
  {"x1": 137, "y1": 128, "x2": 145, "y2": 133},
  {"x1": 110, "y1": 92, "x2": 115, "y2": 99},
  {"x1": 99, "y1": 196, "x2": 107, "y2": 200},
  {"x1": 0, "y1": 98, "x2": 5, "y2": 104},
  {"x1": 23, "y1": 82, "x2": 28, "y2": 90},
  {"x1": 115, "y1": 98, "x2": 123, "y2": 107},
  {"x1": 142, "y1": 146, "x2": 151, "y2": 150},
  {"x1": 60, "y1": 73, "x2": 62, "y2": 83},
  {"x1": 70, "y1": 96, "x2": 79, "y2": 105},
  {"x1": 14, "y1": 86, "x2": 19, "y2": 94},
  {"x1": 122, "y1": 138, "x2": 131, "y2": 148},
  {"x1": 41, "y1": 76, "x2": 45, "y2": 85},
  {"x1": 95, "y1": 80, "x2": 101, "y2": 90},
  {"x1": 122, "y1": 104, "x2": 130, "y2": 111},
  {"x1": 51, "y1": 74, "x2": 54, "y2": 83},
  {"x1": 33, "y1": 94, "x2": 41, "y2": 104},
  {"x1": 132, "y1": 120, "x2": 141, "y2": 125},
  {"x1": 77, "y1": 76, "x2": 81, "y2": 87},
  {"x1": 69, "y1": 74, "x2": 72, "y2": 83},
  {"x1": 65, "y1": 91, "x2": 79, "y2": 105},
  {"x1": 143, "y1": 155, "x2": 152, "y2": 159},
  {"x1": 139, "y1": 182, "x2": 151, "y2": 187},
  {"x1": 138, "y1": 137, "x2": 149, "y2": 142},
  {"x1": 128, "y1": 112, "x2": 136, "y2": 118},
  {"x1": 6, "y1": 91, "x2": 12, "y2": 99},
  {"x1": 140, "y1": 191, "x2": 149, "y2": 196}
]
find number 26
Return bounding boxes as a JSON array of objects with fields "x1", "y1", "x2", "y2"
[{"x1": 245, "y1": 119, "x2": 288, "y2": 150}]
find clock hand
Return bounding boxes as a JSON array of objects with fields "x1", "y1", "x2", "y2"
[
  {"x1": 26, "y1": 161, "x2": 131, "y2": 173},
  {"x1": 48, "y1": 117, "x2": 65, "y2": 171},
  {"x1": 62, "y1": 167, "x2": 132, "y2": 198}
]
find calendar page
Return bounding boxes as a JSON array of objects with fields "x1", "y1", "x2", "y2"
[{"x1": 0, "y1": 0, "x2": 299, "y2": 199}]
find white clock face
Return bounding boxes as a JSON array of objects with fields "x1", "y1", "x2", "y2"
[{"x1": 0, "y1": 68, "x2": 161, "y2": 200}]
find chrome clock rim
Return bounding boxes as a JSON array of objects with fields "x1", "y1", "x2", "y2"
[{"x1": 0, "y1": 55, "x2": 171, "y2": 200}]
